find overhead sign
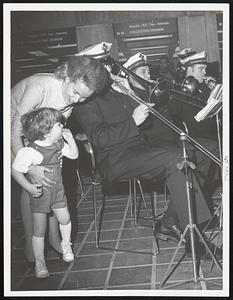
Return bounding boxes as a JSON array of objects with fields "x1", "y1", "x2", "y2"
[
  {"x1": 113, "y1": 18, "x2": 177, "y2": 37},
  {"x1": 12, "y1": 27, "x2": 77, "y2": 49}
]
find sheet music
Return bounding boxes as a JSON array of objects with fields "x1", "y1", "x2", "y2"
[{"x1": 194, "y1": 84, "x2": 222, "y2": 122}]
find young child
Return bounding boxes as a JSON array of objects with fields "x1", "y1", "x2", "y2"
[{"x1": 12, "y1": 107, "x2": 79, "y2": 278}]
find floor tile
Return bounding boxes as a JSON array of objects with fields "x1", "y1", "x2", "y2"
[
  {"x1": 78, "y1": 241, "x2": 116, "y2": 256},
  {"x1": 160, "y1": 280, "x2": 202, "y2": 290},
  {"x1": 71, "y1": 254, "x2": 112, "y2": 270},
  {"x1": 204, "y1": 278, "x2": 223, "y2": 290},
  {"x1": 113, "y1": 251, "x2": 153, "y2": 267},
  {"x1": 156, "y1": 262, "x2": 195, "y2": 282},
  {"x1": 108, "y1": 266, "x2": 152, "y2": 286},
  {"x1": 116, "y1": 237, "x2": 154, "y2": 254},
  {"x1": 120, "y1": 227, "x2": 153, "y2": 239},
  {"x1": 155, "y1": 247, "x2": 189, "y2": 264},
  {"x1": 14, "y1": 273, "x2": 65, "y2": 291},
  {"x1": 200, "y1": 261, "x2": 222, "y2": 278},
  {"x1": 62, "y1": 269, "x2": 108, "y2": 289},
  {"x1": 11, "y1": 261, "x2": 33, "y2": 277}
]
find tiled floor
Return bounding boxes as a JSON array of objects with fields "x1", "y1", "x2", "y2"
[{"x1": 10, "y1": 177, "x2": 223, "y2": 293}]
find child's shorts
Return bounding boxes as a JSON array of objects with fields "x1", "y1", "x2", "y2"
[{"x1": 30, "y1": 173, "x2": 67, "y2": 213}]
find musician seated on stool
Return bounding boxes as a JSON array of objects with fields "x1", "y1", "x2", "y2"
[
  {"x1": 119, "y1": 51, "x2": 220, "y2": 244},
  {"x1": 73, "y1": 42, "x2": 222, "y2": 260},
  {"x1": 173, "y1": 50, "x2": 219, "y2": 140}
]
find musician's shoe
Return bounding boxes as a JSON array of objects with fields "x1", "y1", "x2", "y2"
[
  {"x1": 156, "y1": 223, "x2": 185, "y2": 243},
  {"x1": 185, "y1": 238, "x2": 222, "y2": 261}
]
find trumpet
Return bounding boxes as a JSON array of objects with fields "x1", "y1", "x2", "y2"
[{"x1": 112, "y1": 71, "x2": 221, "y2": 167}]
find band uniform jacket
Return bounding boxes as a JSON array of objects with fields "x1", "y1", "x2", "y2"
[{"x1": 74, "y1": 88, "x2": 159, "y2": 182}]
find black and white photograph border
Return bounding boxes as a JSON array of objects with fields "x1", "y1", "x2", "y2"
[{"x1": 3, "y1": 2, "x2": 230, "y2": 297}]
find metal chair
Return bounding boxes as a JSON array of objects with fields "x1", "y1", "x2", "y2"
[{"x1": 75, "y1": 134, "x2": 168, "y2": 256}]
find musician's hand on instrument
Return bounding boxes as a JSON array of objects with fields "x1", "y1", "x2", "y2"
[
  {"x1": 110, "y1": 74, "x2": 134, "y2": 94},
  {"x1": 148, "y1": 78, "x2": 159, "y2": 84},
  {"x1": 204, "y1": 76, "x2": 217, "y2": 90},
  {"x1": 132, "y1": 103, "x2": 155, "y2": 126}
]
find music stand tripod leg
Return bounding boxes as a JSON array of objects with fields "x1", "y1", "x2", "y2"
[
  {"x1": 159, "y1": 227, "x2": 188, "y2": 288},
  {"x1": 160, "y1": 133, "x2": 222, "y2": 289}
]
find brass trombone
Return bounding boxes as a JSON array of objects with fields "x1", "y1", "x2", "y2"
[{"x1": 110, "y1": 59, "x2": 221, "y2": 167}]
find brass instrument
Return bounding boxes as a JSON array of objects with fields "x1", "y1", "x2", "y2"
[
  {"x1": 110, "y1": 57, "x2": 207, "y2": 108},
  {"x1": 111, "y1": 57, "x2": 157, "y2": 95},
  {"x1": 111, "y1": 61, "x2": 221, "y2": 167}
]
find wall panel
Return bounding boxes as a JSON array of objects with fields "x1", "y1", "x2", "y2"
[
  {"x1": 11, "y1": 10, "x2": 212, "y2": 33},
  {"x1": 189, "y1": 16, "x2": 208, "y2": 52}
]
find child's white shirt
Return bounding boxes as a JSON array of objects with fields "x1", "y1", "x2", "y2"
[{"x1": 12, "y1": 141, "x2": 70, "y2": 173}]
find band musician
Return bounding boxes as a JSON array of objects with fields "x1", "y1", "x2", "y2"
[{"x1": 73, "y1": 43, "x2": 222, "y2": 260}]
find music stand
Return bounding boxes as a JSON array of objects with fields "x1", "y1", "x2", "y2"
[
  {"x1": 159, "y1": 132, "x2": 222, "y2": 289},
  {"x1": 195, "y1": 85, "x2": 223, "y2": 272}
]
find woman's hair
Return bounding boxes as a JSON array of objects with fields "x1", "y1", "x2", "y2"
[
  {"x1": 54, "y1": 55, "x2": 109, "y2": 93},
  {"x1": 21, "y1": 107, "x2": 64, "y2": 142}
]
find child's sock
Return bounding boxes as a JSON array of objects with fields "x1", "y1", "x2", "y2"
[
  {"x1": 59, "y1": 221, "x2": 72, "y2": 242},
  {"x1": 32, "y1": 235, "x2": 49, "y2": 278},
  {"x1": 32, "y1": 235, "x2": 45, "y2": 259},
  {"x1": 59, "y1": 222, "x2": 74, "y2": 262}
]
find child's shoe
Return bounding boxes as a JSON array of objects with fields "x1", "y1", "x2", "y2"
[
  {"x1": 35, "y1": 257, "x2": 49, "y2": 278},
  {"x1": 61, "y1": 240, "x2": 74, "y2": 262}
]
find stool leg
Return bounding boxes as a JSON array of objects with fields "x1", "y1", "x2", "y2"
[
  {"x1": 152, "y1": 191, "x2": 157, "y2": 219},
  {"x1": 137, "y1": 179, "x2": 150, "y2": 220},
  {"x1": 92, "y1": 182, "x2": 98, "y2": 247},
  {"x1": 129, "y1": 180, "x2": 133, "y2": 218},
  {"x1": 97, "y1": 194, "x2": 106, "y2": 247},
  {"x1": 76, "y1": 168, "x2": 85, "y2": 196},
  {"x1": 133, "y1": 179, "x2": 137, "y2": 225},
  {"x1": 164, "y1": 183, "x2": 168, "y2": 210}
]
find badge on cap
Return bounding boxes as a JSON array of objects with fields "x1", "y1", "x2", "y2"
[
  {"x1": 179, "y1": 51, "x2": 208, "y2": 67},
  {"x1": 120, "y1": 52, "x2": 148, "y2": 76},
  {"x1": 173, "y1": 48, "x2": 196, "y2": 59},
  {"x1": 76, "y1": 42, "x2": 112, "y2": 60}
]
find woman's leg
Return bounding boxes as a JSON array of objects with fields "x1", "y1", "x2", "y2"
[
  {"x1": 20, "y1": 189, "x2": 34, "y2": 262},
  {"x1": 48, "y1": 215, "x2": 62, "y2": 254},
  {"x1": 62, "y1": 156, "x2": 78, "y2": 242}
]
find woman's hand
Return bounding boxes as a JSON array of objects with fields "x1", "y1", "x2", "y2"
[
  {"x1": 27, "y1": 183, "x2": 43, "y2": 198},
  {"x1": 132, "y1": 103, "x2": 155, "y2": 126},
  {"x1": 28, "y1": 165, "x2": 55, "y2": 189}
]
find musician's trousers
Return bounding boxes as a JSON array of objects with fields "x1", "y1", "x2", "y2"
[{"x1": 110, "y1": 138, "x2": 218, "y2": 230}]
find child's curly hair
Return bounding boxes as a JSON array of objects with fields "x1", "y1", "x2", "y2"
[{"x1": 21, "y1": 107, "x2": 64, "y2": 142}]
